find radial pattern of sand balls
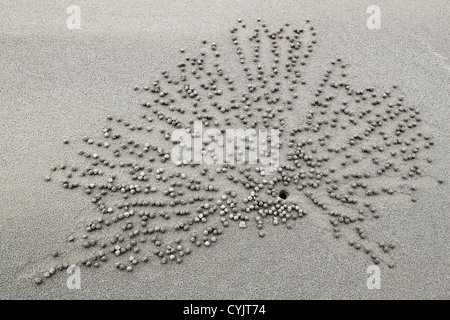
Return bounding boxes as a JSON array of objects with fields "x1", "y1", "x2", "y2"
[{"x1": 35, "y1": 19, "x2": 441, "y2": 285}]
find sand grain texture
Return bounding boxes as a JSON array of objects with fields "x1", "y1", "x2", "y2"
[{"x1": 0, "y1": 0, "x2": 449, "y2": 299}]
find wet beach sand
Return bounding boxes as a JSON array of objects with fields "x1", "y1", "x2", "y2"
[{"x1": 0, "y1": 0, "x2": 449, "y2": 299}]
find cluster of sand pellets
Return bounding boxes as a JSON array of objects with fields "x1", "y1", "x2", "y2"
[{"x1": 35, "y1": 19, "x2": 441, "y2": 285}]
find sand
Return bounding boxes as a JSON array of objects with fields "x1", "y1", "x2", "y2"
[{"x1": 0, "y1": 0, "x2": 449, "y2": 299}]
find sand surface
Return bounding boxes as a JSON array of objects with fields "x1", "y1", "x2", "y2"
[{"x1": 0, "y1": 0, "x2": 449, "y2": 299}]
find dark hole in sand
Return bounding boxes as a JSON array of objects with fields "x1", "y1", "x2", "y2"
[{"x1": 279, "y1": 189, "x2": 289, "y2": 200}]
